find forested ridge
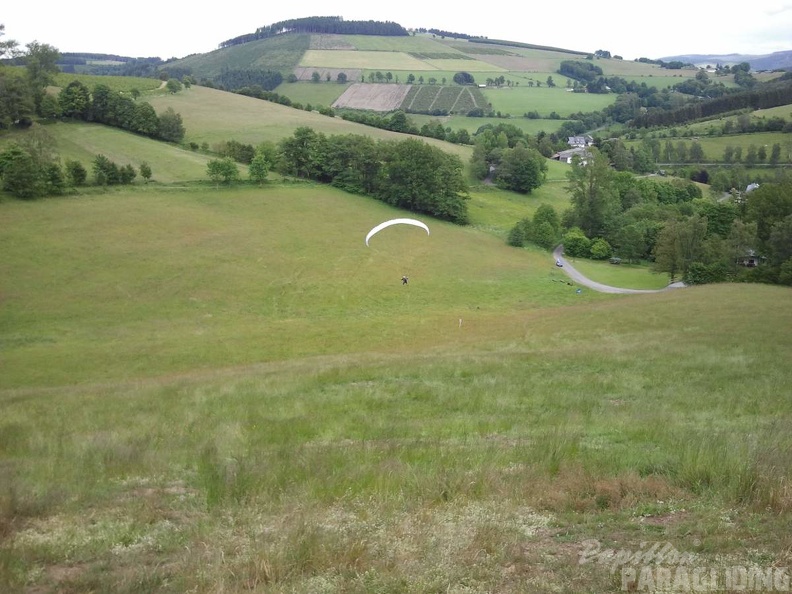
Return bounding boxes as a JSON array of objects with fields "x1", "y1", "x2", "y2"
[{"x1": 219, "y1": 17, "x2": 408, "y2": 49}]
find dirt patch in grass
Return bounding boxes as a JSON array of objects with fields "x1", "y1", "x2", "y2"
[{"x1": 332, "y1": 82, "x2": 412, "y2": 111}]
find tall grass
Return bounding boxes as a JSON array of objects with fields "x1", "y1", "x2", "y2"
[{"x1": 2, "y1": 173, "x2": 791, "y2": 591}]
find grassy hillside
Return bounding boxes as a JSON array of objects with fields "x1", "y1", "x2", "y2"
[
  {"x1": 146, "y1": 85, "x2": 474, "y2": 162},
  {"x1": 2, "y1": 180, "x2": 791, "y2": 591},
  {"x1": 3, "y1": 71, "x2": 792, "y2": 591},
  {"x1": 165, "y1": 32, "x2": 695, "y2": 121}
]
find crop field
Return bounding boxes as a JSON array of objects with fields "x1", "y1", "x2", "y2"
[
  {"x1": 343, "y1": 34, "x2": 457, "y2": 53},
  {"x1": 174, "y1": 33, "x2": 311, "y2": 79},
  {"x1": 333, "y1": 83, "x2": 412, "y2": 112},
  {"x1": 300, "y1": 50, "x2": 432, "y2": 71},
  {"x1": 483, "y1": 86, "x2": 617, "y2": 117},
  {"x1": 400, "y1": 85, "x2": 488, "y2": 114},
  {"x1": 420, "y1": 57, "x2": 508, "y2": 72}
]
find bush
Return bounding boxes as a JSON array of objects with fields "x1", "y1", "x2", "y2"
[
  {"x1": 562, "y1": 227, "x2": 591, "y2": 257},
  {"x1": 589, "y1": 237, "x2": 612, "y2": 260}
]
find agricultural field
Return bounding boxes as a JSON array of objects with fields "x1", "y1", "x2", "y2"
[
  {"x1": 333, "y1": 83, "x2": 412, "y2": 112},
  {"x1": 482, "y1": 86, "x2": 617, "y2": 118},
  {"x1": 172, "y1": 33, "x2": 311, "y2": 79},
  {"x1": 400, "y1": 84, "x2": 488, "y2": 114},
  {"x1": 145, "y1": 85, "x2": 473, "y2": 162},
  {"x1": 409, "y1": 114, "x2": 569, "y2": 137},
  {"x1": 300, "y1": 50, "x2": 431, "y2": 71},
  {"x1": 275, "y1": 80, "x2": 351, "y2": 108}
]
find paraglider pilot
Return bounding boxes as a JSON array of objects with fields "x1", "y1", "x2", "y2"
[{"x1": 402, "y1": 275, "x2": 409, "y2": 285}]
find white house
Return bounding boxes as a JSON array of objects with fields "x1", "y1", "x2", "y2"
[
  {"x1": 554, "y1": 147, "x2": 591, "y2": 164},
  {"x1": 567, "y1": 135, "x2": 594, "y2": 148}
]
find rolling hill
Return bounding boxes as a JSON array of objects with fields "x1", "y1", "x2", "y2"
[{"x1": 2, "y1": 33, "x2": 792, "y2": 594}]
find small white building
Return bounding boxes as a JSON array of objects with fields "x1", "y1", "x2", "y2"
[
  {"x1": 567, "y1": 135, "x2": 594, "y2": 148},
  {"x1": 554, "y1": 147, "x2": 591, "y2": 164}
]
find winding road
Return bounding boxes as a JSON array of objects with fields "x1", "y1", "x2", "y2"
[{"x1": 552, "y1": 245, "x2": 685, "y2": 295}]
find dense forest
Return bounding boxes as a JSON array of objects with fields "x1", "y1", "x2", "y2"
[{"x1": 219, "y1": 17, "x2": 408, "y2": 49}]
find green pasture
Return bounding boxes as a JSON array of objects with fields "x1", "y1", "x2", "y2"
[
  {"x1": 482, "y1": 86, "x2": 617, "y2": 117},
  {"x1": 680, "y1": 105, "x2": 792, "y2": 136},
  {"x1": 628, "y1": 131, "x2": 792, "y2": 163},
  {"x1": 53, "y1": 73, "x2": 162, "y2": 94},
  {"x1": 274, "y1": 81, "x2": 350, "y2": 109},
  {"x1": 593, "y1": 58, "x2": 694, "y2": 79},
  {"x1": 409, "y1": 114, "x2": 567, "y2": 136},
  {"x1": 0, "y1": 185, "x2": 589, "y2": 388},
  {"x1": 466, "y1": 177, "x2": 570, "y2": 232},
  {"x1": 0, "y1": 122, "x2": 212, "y2": 184},
  {"x1": 4, "y1": 71, "x2": 792, "y2": 593},
  {"x1": 145, "y1": 85, "x2": 473, "y2": 162},
  {"x1": 2, "y1": 189, "x2": 791, "y2": 591},
  {"x1": 563, "y1": 257, "x2": 670, "y2": 290}
]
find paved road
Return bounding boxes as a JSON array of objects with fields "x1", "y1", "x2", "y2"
[{"x1": 552, "y1": 245, "x2": 685, "y2": 295}]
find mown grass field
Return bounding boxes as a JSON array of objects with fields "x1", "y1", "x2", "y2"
[
  {"x1": 409, "y1": 114, "x2": 568, "y2": 137},
  {"x1": 483, "y1": 86, "x2": 617, "y2": 117},
  {"x1": 273, "y1": 81, "x2": 352, "y2": 110}
]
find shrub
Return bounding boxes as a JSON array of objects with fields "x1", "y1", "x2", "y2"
[
  {"x1": 589, "y1": 238, "x2": 612, "y2": 260},
  {"x1": 562, "y1": 227, "x2": 591, "y2": 257}
]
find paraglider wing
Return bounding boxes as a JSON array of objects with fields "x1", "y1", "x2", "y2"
[{"x1": 365, "y1": 218, "x2": 430, "y2": 246}]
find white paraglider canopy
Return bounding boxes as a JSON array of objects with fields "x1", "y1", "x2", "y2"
[{"x1": 365, "y1": 218, "x2": 430, "y2": 246}]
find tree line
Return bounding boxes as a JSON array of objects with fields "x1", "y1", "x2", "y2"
[
  {"x1": 220, "y1": 17, "x2": 408, "y2": 49},
  {"x1": 201, "y1": 127, "x2": 469, "y2": 223},
  {"x1": 57, "y1": 80, "x2": 185, "y2": 142},
  {"x1": 508, "y1": 147, "x2": 792, "y2": 286},
  {"x1": 0, "y1": 126, "x2": 153, "y2": 198},
  {"x1": 631, "y1": 78, "x2": 792, "y2": 128}
]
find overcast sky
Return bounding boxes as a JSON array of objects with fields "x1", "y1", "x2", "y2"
[{"x1": 3, "y1": 2, "x2": 792, "y2": 61}]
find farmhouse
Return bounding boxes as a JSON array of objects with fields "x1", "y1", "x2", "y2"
[
  {"x1": 738, "y1": 249, "x2": 763, "y2": 268},
  {"x1": 553, "y1": 147, "x2": 591, "y2": 164},
  {"x1": 567, "y1": 135, "x2": 594, "y2": 147}
]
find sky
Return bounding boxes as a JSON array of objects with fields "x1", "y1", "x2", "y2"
[{"x1": 3, "y1": 1, "x2": 792, "y2": 61}]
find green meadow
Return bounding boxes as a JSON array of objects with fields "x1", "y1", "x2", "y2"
[
  {"x1": 483, "y1": 86, "x2": 617, "y2": 117},
  {"x1": 273, "y1": 81, "x2": 351, "y2": 109},
  {"x1": 409, "y1": 114, "x2": 568, "y2": 137},
  {"x1": 2, "y1": 182, "x2": 791, "y2": 590},
  {"x1": 2, "y1": 65, "x2": 792, "y2": 592}
]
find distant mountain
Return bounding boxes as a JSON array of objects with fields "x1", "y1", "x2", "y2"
[{"x1": 660, "y1": 50, "x2": 792, "y2": 71}]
